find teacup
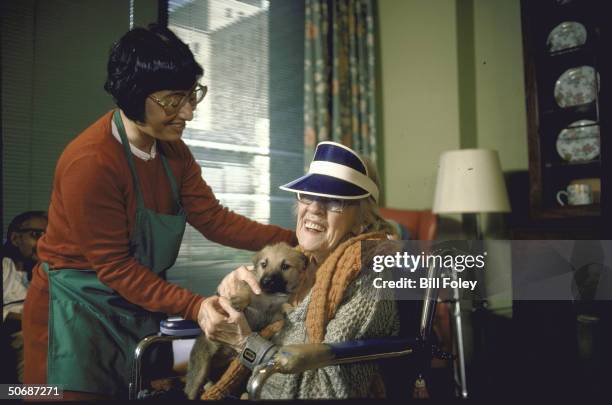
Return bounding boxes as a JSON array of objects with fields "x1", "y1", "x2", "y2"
[
  {"x1": 557, "y1": 184, "x2": 592, "y2": 206},
  {"x1": 570, "y1": 178, "x2": 600, "y2": 203}
]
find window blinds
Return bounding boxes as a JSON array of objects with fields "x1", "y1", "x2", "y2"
[
  {"x1": 167, "y1": 0, "x2": 305, "y2": 296},
  {"x1": 1, "y1": 0, "x2": 130, "y2": 236}
]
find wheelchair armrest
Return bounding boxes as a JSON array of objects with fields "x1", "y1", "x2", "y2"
[
  {"x1": 247, "y1": 337, "x2": 419, "y2": 399},
  {"x1": 160, "y1": 317, "x2": 202, "y2": 337},
  {"x1": 129, "y1": 318, "x2": 202, "y2": 399}
]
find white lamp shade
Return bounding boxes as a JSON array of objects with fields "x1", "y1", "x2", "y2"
[{"x1": 433, "y1": 149, "x2": 511, "y2": 214}]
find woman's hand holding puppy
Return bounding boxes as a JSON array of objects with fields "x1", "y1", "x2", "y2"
[
  {"x1": 217, "y1": 265, "x2": 261, "y2": 298},
  {"x1": 197, "y1": 295, "x2": 252, "y2": 353}
]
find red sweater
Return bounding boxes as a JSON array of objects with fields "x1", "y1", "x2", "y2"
[{"x1": 35, "y1": 110, "x2": 296, "y2": 321}]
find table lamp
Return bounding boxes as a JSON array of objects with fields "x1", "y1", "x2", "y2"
[{"x1": 433, "y1": 149, "x2": 511, "y2": 239}]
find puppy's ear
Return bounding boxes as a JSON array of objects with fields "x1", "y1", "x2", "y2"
[
  {"x1": 298, "y1": 252, "x2": 308, "y2": 271},
  {"x1": 252, "y1": 251, "x2": 262, "y2": 268}
]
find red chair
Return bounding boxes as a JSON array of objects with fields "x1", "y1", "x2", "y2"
[{"x1": 379, "y1": 207, "x2": 437, "y2": 241}]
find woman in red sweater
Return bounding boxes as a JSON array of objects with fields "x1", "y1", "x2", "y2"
[{"x1": 22, "y1": 23, "x2": 295, "y2": 400}]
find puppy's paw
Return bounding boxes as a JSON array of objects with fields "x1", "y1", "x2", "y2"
[
  {"x1": 282, "y1": 303, "x2": 295, "y2": 315},
  {"x1": 230, "y1": 294, "x2": 250, "y2": 311}
]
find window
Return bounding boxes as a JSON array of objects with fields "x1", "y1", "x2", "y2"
[{"x1": 167, "y1": 0, "x2": 305, "y2": 296}]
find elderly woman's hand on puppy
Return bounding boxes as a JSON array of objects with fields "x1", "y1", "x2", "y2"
[
  {"x1": 217, "y1": 265, "x2": 261, "y2": 298},
  {"x1": 197, "y1": 295, "x2": 252, "y2": 353}
]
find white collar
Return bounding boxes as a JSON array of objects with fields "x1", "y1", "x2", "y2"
[{"x1": 111, "y1": 118, "x2": 157, "y2": 161}]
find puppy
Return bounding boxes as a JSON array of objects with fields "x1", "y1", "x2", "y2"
[{"x1": 184, "y1": 242, "x2": 307, "y2": 400}]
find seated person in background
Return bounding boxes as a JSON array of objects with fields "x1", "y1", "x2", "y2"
[
  {"x1": 2, "y1": 211, "x2": 48, "y2": 383},
  {"x1": 200, "y1": 142, "x2": 400, "y2": 399}
]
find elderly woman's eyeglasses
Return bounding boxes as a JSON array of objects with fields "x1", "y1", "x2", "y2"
[
  {"x1": 149, "y1": 83, "x2": 208, "y2": 116},
  {"x1": 17, "y1": 228, "x2": 46, "y2": 240},
  {"x1": 296, "y1": 193, "x2": 358, "y2": 213}
]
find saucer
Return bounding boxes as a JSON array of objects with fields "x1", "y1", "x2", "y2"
[
  {"x1": 546, "y1": 21, "x2": 587, "y2": 53},
  {"x1": 556, "y1": 119, "x2": 600, "y2": 162},
  {"x1": 554, "y1": 66, "x2": 598, "y2": 108}
]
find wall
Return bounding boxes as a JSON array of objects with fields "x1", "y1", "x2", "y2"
[
  {"x1": 1, "y1": 0, "x2": 158, "y2": 235},
  {"x1": 378, "y1": 0, "x2": 528, "y2": 210},
  {"x1": 473, "y1": 0, "x2": 528, "y2": 171},
  {"x1": 377, "y1": 0, "x2": 461, "y2": 210}
]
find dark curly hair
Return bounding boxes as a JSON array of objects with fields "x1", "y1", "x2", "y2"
[
  {"x1": 104, "y1": 23, "x2": 204, "y2": 122},
  {"x1": 1, "y1": 210, "x2": 48, "y2": 263}
]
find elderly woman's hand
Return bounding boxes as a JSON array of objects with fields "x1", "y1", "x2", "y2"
[
  {"x1": 197, "y1": 295, "x2": 252, "y2": 353},
  {"x1": 217, "y1": 265, "x2": 261, "y2": 298}
]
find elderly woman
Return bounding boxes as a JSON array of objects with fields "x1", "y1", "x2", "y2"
[
  {"x1": 22, "y1": 24, "x2": 295, "y2": 400},
  {"x1": 199, "y1": 141, "x2": 399, "y2": 399}
]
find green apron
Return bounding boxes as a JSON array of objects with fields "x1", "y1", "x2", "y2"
[{"x1": 46, "y1": 110, "x2": 187, "y2": 397}]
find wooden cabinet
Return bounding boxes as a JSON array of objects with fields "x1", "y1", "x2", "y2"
[{"x1": 520, "y1": 0, "x2": 611, "y2": 237}]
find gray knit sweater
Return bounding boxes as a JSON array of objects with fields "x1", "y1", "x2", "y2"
[{"x1": 258, "y1": 270, "x2": 399, "y2": 399}]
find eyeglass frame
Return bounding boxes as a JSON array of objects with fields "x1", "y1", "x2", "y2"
[
  {"x1": 148, "y1": 83, "x2": 208, "y2": 116},
  {"x1": 296, "y1": 193, "x2": 360, "y2": 213},
  {"x1": 15, "y1": 228, "x2": 46, "y2": 240}
]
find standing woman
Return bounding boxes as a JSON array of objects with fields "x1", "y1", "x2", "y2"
[{"x1": 22, "y1": 24, "x2": 295, "y2": 399}]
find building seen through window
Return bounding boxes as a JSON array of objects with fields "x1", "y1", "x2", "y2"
[{"x1": 167, "y1": 0, "x2": 304, "y2": 295}]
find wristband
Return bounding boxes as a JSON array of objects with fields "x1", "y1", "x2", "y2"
[{"x1": 239, "y1": 333, "x2": 278, "y2": 370}]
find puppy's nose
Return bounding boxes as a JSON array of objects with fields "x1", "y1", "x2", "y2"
[{"x1": 260, "y1": 274, "x2": 287, "y2": 294}]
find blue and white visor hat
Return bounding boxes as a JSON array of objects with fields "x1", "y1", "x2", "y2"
[{"x1": 279, "y1": 141, "x2": 379, "y2": 202}]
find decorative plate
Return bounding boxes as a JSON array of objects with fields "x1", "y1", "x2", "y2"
[
  {"x1": 556, "y1": 119, "x2": 600, "y2": 162},
  {"x1": 546, "y1": 22, "x2": 587, "y2": 53},
  {"x1": 554, "y1": 66, "x2": 598, "y2": 108}
]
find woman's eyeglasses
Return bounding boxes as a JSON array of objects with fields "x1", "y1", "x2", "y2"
[
  {"x1": 17, "y1": 228, "x2": 46, "y2": 240},
  {"x1": 296, "y1": 193, "x2": 358, "y2": 213},
  {"x1": 149, "y1": 83, "x2": 208, "y2": 116}
]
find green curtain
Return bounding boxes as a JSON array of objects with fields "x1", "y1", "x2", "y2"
[{"x1": 303, "y1": 0, "x2": 378, "y2": 167}]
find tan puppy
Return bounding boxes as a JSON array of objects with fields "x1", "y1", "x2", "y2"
[{"x1": 184, "y1": 242, "x2": 307, "y2": 400}]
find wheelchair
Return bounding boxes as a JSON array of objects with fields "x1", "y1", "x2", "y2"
[
  {"x1": 128, "y1": 317, "x2": 202, "y2": 399},
  {"x1": 130, "y1": 245, "x2": 469, "y2": 400}
]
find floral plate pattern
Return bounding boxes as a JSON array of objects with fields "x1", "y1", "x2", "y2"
[
  {"x1": 554, "y1": 66, "x2": 599, "y2": 108},
  {"x1": 546, "y1": 21, "x2": 587, "y2": 53},
  {"x1": 556, "y1": 119, "x2": 600, "y2": 162}
]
